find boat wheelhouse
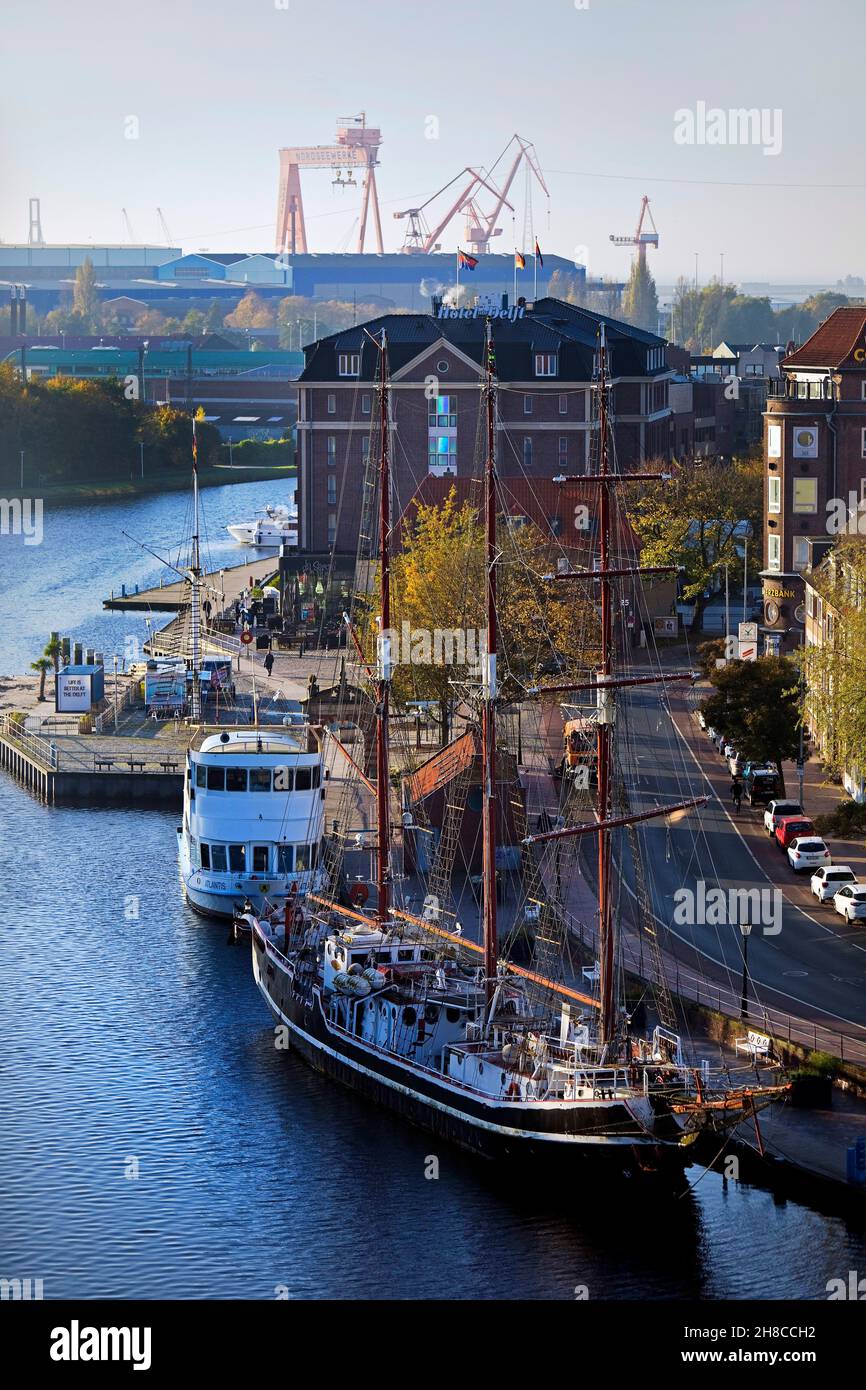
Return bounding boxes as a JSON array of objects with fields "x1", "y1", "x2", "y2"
[{"x1": 178, "y1": 727, "x2": 326, "y2": 918}]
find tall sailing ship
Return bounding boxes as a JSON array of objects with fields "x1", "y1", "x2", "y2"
[{"x1": 247, "y1": 320, "x2": 788, "y2": 1172}]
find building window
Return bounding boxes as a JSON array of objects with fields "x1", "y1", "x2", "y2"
[
  {"x1": 361, "y1": 436, "x2": 370, "y2": 461},
  {"x1": 767, "y1": 424, "x2": 782, "y2": 459},
  {"x1": 523, "y1": 437, "x2": 533, "y2": 468},
  {"x1": 792, "y1": 536, "x2": 810, "y2": 571},
  {"x1": 768, "y1": 476, "x2": 781, "y2": 513},
  {"x1": 548, "y1": 516, "x2": 562, "y2": 537},
  {"x1": 428, "y1": 395, "x2": 456, "y2": 427},
  {"x1": 338, "y1": 352, "x2": 360, "y2": 377},
  {"x1": 535, "y1": 353, "x2": 557, "y2": 377},
  {"x1": 745, "y1": 363, "x2": 764, "y2": 376},
  {"x1": 806, "y1": 588, "x2": 814, "y2": 618},
  {"x1": 523, "y1": 394, "x2": 533, "y2": 415},
  {"x1": 559, "y1": 394, "x2": 567, "y2": 415},
  {"x1": 327, "y1": 435, "x2": 336, "y2": 465},
  {"x1": 327, "y1": 513, "x2": 337, "y2": 545},
  {"x1": 428, "y1": 435, "x2": 457, "y2": 475},
  {"x1": 792, "y1": 477, "x2": 817, "y2": 513},
  {"x1": 862, "y1": 427, "x2": 866, "y2": 459},
  {"x1": 327, "y1": 476, "x2": 337, "y2": 505},
  {"x1": 767, "y1": 534, "x2": 781, "y2": 571},
  {"x1": 327, "y1": 393, "x2": 336, "y2": 414},
  {"x1": 362, "y1": 394, "x2": 371, "y2": 414},
  {"x1": 558, "y1": 436, "x2": 568, "y2": 464}
]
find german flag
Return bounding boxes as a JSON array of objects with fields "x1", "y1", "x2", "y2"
[
  {"x1": 534, "y1": 238, "x2": 544, "y2": 268},
  {"x1": 458, "y1": 249, "x2": 478, "y2": 271},
  {"x1": 515, "y1": 250, "x2": 526, "y2": 270}
]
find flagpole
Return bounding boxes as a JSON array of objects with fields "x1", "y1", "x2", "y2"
[
  {"x1": 513, "y1": 254, "x2": 517, "y2": 308},
  {"x1": 534, "y1": 249, "x2": 538, "y2": 301},
  {"x1": 456, "y1": 247, "x2": 460, "y2": 304}
]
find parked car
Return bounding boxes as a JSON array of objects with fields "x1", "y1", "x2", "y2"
[
  {"x1": 742, "y1": 760, "x2": 775, "y2": 782},
  {"x1": 775, "y1": 816, "x2": 817, "y2": 852},
  {"x1": 747, "y1": 771, "x2": 782, "y2": 807},
  {"x1": 723, "y1": 741, "x2": 736, "y2": 760},
  {"x1": 728, "y1": 752, "x2": 745, "y2": 776},
  {"x1": 764, "y1": 799, "x2": 804, "y2": 837},
  {"x1": 811, "y1": 865, "x2": 858, "y2": 902},
  {"x1": 832, "y1": 884, "x2": 866, "y2": 922},
  {"x1": 697, "y1": 711, "x2": 707, "y2": 730},
  {"x1": 787, "y1": 836, "x2": 831, "y2": 873}
]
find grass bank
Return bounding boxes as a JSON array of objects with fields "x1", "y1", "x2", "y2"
[{"x1": 6, "y1": 463, "x2": 296, "y2": 506}]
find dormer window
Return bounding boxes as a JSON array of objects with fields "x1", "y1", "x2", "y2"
[
  {"x1": 338, "y1": 351, "x2": 360, "y2": 377},
  {"x1": 535, "y1": 352, "x2": 557, "y2": 377}
]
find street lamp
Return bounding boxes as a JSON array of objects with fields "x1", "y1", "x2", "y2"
[
  {"x1": 740, "y1": 921, "x2": 752, "y2": 1020},
  {"x1": 138, "y1": 338, "x2": 150, "y2": 404}
]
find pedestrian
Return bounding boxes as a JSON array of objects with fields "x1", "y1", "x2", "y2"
[{"x1": 264, "y1": 651, "x2": 275, "y2": 678}]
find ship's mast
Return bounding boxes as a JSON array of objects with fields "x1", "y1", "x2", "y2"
[
  {"x1": 375, "y1": 332, "x2": 392, "y2": 925},
  {"x1": 482, "y1": 323, "x2": 498, "y2": 1000},
  {"x1": 189, "y1": 419, "x2": 202, "y2": 723},
  {"x1": 595, "y1": 326, "x2": 615, "y2": 1050}
]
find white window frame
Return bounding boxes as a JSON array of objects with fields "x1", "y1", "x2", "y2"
[
  {"x1": 558, "y1": 393, "x2": 568, "y2": 415},
  {"x1": 327, "y1": 513, "x2": 337, "y2": 545},
  {"x1": 327, "y1": 393, "x2": 336, "y2": 415},
  {"x1": 862, "y1": 426, "x2": 866, "y2": 459},
  {"x1": 534, "y1": 353, "x2": 557, "y2": 377},
  {"x1": 326, "y1": 475, "x2": 337, "y2": 505},
  {"x1": 792, "y1": 535, "x2": 810, "y2": 571},
  {"x1": 326, "y1": 435, "x2": 336, "y2": 466},
  {"x1": 523, "y1": 394, "x2": 533, "y2": 415},
  {"x1": 767, "y1": 534, "x2": 781, "y2": 572},
  {"x1": 337, "y1": 352, "x2": 360, "y2": 377},
  {"x1": 768, "y1": 476, "x2": 781, "y2": 513}
]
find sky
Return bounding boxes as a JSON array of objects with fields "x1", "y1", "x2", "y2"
[{"x1": 1, "y1": 0, "x2": 863, "y2": 286}]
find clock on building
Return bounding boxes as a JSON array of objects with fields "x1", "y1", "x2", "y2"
[{"x1": 766, "y1": 600, "x2": 780, "y2": 624}]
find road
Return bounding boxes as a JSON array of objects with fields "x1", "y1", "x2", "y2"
[{"x1": 599, "y1": 679, "x2": 866, "y2": 1049}]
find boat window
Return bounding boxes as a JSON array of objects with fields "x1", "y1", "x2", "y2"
[
  {"x1": 249, "y1": 767, "x2": 272, "y2": 792},
  {"x1": 376, "y1": 951, "x2": 390, "y2": 964},
  {"x1": 295, "y1": 844, "x2": 311, "y2": 871},
  {"x1": 226, "y1": 767, "x2": 247, "y2": 792},
  {"x1": 210, "y1": 845, "x2": 227, "y2": 872},
  {"x1": 200, "y1": 843, "x2": 210, "y2": 870},
  {"x1": 295, "y1": 767, "x2": 313, "y2": 791},
  {"x1": 398, "y1": 948, "x2": 414, "y2": 962},
  {"x1": 228, "y1": 844, "x2": 246, "y2": 872},
  {"x1": 252, "y1": 846, "x2": 269, "y2": 873},
  {"x1": 311, "y1": 766, "x2": 321, "y2": 789},
  {"x1": 196, "y1": 764, "x2": 207, "y2": 789},
  {"x1": 206, "y1": 766, "x2": 225, "y2": 791},
  {"x1": 274, "y1": 766, "x2": 294, "y2": 791},
  {"x1": 277, "y1": 845, "x2": 294, "y2": 872}
]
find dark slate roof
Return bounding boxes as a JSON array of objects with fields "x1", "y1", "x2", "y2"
[{"x1": 299, "y1": 298, "x2": 666, "y2": 384}]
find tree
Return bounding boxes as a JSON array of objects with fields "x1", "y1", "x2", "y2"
[
  {"x1": 31, "y1": 656, "x2": 52, "y2": 702},
  {"x1": 73, "y1": 257, "x2": 99, "y2": 328},
  {"x1": 367, "y1": 489, "x2": 597, "y2": 743},
  {"x1": 631, "y1": 456, "x2": 762, "y2": 632},
  {"x1": 225, "y1": 292, "x2": 276, "y2": 329},
  {"x1": 700, "y1": 656, "x2": 802, "y2": 792},
  {"x1": 621, "y1": 259, "x2": 659, "y2": 333},
  {"x1": 44, "y1": 635, "x2": 63, "y2": 673},
  {"x1": 802, "y1": 538, "x2": 866, "y2": 781}
]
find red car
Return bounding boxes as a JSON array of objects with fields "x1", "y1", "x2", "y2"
[{"x1": 775, "y1": 816, "x2": 816, "y2": 852}]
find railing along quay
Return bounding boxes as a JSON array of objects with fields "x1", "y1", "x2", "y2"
[{"x1": 0, "y1": 714, "x2": 185, "y2": 806}]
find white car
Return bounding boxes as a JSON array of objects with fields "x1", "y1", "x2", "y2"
[
  {"x1": 811, "y1": 866, "x2": 858, "y2": 902},
  {"x1": 698, "y1": 711, "x2": 707, "y2": 730},
  {"x1": 787, "y1": 836, "x2": 831, "y2": 873},
  {"x1": 764, "y1": 799, "x2": 804, "y2": 837},
  {"x1": 832, "y1": 884, "x2": 866, "y2": 922},
  {"x1": 723, "y1": 741, "x2": 735, "y2": 759},
  {"x1": 728, "y1": 752, "x2": 745, "y2": 776}
]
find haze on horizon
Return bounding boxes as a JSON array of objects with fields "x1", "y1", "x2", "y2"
[{"x1": 0, "y1": 0, "x2": 863, "y2": 287}]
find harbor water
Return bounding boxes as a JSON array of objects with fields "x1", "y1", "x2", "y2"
[{"x1": 1, "y1": 485, "x2": 865, "y2": 1299}]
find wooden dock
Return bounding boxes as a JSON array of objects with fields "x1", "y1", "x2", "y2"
[{"x1": 103, "y1": 555, "x2": 278, "y2": 613}]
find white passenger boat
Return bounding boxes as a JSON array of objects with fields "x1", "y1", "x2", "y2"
[
  {"x1": 227, "y1": 504, "x2": 298, "y2": 547},
  {"x1": 178, "y1": 727, "x2": 326, "y2": 918}
]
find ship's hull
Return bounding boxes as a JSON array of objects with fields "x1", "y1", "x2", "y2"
[
  {"x1": 253, "y1": 933, "x2": 689, "y2": 1173},
  {"x1": 227, "y1": 523, "x2": 297, "y2": 547}
]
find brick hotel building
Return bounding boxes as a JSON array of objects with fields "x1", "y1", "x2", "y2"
[
  {"x1": 294, "y1": 297, "x2": 673, "y2": 554},
  {"x1": 762, "y1": 306, "x2": 866, "y2": 654}
]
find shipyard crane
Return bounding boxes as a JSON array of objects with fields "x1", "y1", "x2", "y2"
[
  {"x1": 609, "y1": 195, "x2": 659, "y2": 268},
  {"x1": 121, "y1": 208, "x2": 138, "y2": 243},
  {"x1": 156, "y1": 207, "x2": 174, "y2": 246},
  {"x1": 275, "y1": 113, "x2": 383, "y2": 256},
  {"x1": 473, "y1": 134, "x2": 549, "y2": 257},
  {"x1": 394, "y1": 168, "x2": 513, "y2": 255}
]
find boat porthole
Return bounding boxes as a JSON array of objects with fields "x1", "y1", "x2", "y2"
[
  {"x1": 403, "y1": 1007, "x2": 417, "y2": 1026},
  {"x1": 445, "y1": 1006, "x2": 460, "y2": 1023}
]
